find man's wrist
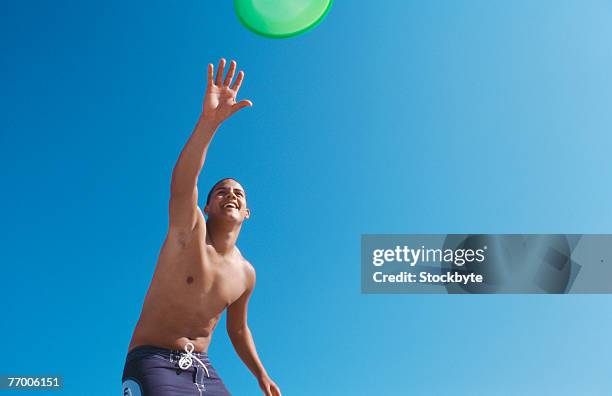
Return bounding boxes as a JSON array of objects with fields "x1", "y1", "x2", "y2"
[
  {"x1": 256, "y1": 370, "x2": 270, "y2": 383},
  {"x1": 196, "y1": 114, "x2": 221, "y2": 135}
]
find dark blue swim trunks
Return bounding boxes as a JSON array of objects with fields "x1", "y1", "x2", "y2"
[{"x1": 122, "y1": 344, "x2": 231, "y2": 395}]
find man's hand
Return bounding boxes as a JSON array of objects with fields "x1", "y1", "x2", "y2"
[
  {"x1": 202, "y1": 58, "x2": 253, "y2": 127},
  {"x1": 258, "y1": 376, "x2": 282, "y2": 396}
]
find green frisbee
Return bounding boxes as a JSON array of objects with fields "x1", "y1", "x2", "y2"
[{"x1": 234, "y1": 0, "x2": 333, "y2": 38}]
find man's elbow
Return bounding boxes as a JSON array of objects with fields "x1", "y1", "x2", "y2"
[{"x1": 227, "y1": 325, "x2": 249, "y2": 339}]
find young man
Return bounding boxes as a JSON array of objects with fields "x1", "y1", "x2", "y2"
[{"x1": 122, "y1": 59, "x2": 281, "y2": 396}]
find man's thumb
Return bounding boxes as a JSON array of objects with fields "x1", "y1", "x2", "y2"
[{"x1": 232, "y1": 100, "x2": 253, "y2": 114}]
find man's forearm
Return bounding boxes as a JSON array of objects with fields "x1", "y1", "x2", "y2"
[
  {"x1": 170, "y1": 116, "x2": 219, "y2": 195},
  {"x1": 229, "y1": 327, "x2": 269, "y2": 381}
]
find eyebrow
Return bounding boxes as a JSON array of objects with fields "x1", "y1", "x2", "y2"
[{"x1": 214, "y1": 186, "x2": 245, "y2": 194}]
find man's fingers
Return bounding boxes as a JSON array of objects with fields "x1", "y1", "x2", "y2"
[
  {"x1": 207, "y1": 64, "x2": 214, "y2": 85},
  {"x1": 224, "y1": 60, "x2": 236, "y2": 86},
  {"x1": 231, "y1": 71, "x2": 245, "y2": 93},
  {"x1": 272, "y1": 386, "x2": 281, "y2": 396},
  {"x1": 215, "y1": 58, "x2": 226, "y2": 86}
]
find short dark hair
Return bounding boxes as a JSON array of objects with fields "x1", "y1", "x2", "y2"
[{"x1": 205, "y1": 178, "x2": 242, "y2": 205}]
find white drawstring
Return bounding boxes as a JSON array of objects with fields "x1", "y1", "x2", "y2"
[{"x1": 178, "y1": 342, "x2": 210, "y2": 378}]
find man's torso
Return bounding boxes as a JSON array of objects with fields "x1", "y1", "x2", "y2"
[{"x1": 128, "y1": 210, "x2": 249, "y2": 353}]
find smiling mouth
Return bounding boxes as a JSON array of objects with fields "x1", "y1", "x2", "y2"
[{"x1": 223, "y1": 202, "x2": 239, "y2": 209}]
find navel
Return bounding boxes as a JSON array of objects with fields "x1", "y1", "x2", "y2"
[{"x1": 186, "y1": 276, "x2": 194, "y2": 284}]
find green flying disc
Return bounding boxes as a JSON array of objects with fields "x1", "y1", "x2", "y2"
[{"x1": 234, "y1": 0, "x2": 333, "y2": 38}]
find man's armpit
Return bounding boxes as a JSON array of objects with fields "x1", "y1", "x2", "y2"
[{"x1": 167, "y1": 211, "x2": 205, "y2": 248}]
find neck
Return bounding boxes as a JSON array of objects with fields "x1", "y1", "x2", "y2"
[{"x1": 206, "y1": 218, "x2": 242, "y2": 255}]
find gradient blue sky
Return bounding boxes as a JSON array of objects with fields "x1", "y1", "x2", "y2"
[{"x1": 1, "y1": 1, "x2": 612, "y2": 395}]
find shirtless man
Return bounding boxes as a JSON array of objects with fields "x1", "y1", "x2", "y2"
[{"x1": 122, "y1": 59, "x2": 281, "y2": 396}]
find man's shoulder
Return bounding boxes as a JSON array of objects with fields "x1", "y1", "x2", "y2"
[
  {"x1": 233, "y1": 247, "x2": 254, "y2": 270},
  {"x1": 232, "y1": 247, "x2": 256, "y2": 287},
  {"x1": 237, "y1": 255, "x2": 256, "y2": 286},
  {"x1": 241, "y1": 257, "x2": 256, "y2": 278}
]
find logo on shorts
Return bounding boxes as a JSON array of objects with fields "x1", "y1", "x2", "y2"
[{"x1": 122, "y1": 379, "x2": 142, "y2": 396}]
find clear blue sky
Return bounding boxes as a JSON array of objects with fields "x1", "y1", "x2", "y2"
[{"x1": 1, "y1": 1, "x2": 611, "y2": 395}]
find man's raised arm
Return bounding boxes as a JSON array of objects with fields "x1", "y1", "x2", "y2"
[{"x1": 169, "y1": 59, "x2": 252, "y2": 237}]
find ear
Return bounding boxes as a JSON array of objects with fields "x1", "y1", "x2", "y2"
[
  {"x1": 204, "y1": 204, "x2": 209, "y2": 215},
  {"x1": 244, "y1": 208, "x2": 250, "y2": 219}
]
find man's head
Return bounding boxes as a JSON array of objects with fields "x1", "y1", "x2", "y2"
[{"x1": 204, "y1": 178, "x2": 250, "y2": 224}]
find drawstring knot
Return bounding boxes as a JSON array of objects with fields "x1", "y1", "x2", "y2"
[{"x1": 178, "y1": 342, "x2": 210, "y2": 378}]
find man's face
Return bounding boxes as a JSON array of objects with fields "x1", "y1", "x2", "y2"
[{"x1": 205, "y1": 179, "x2": 250, "y2": 223}]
